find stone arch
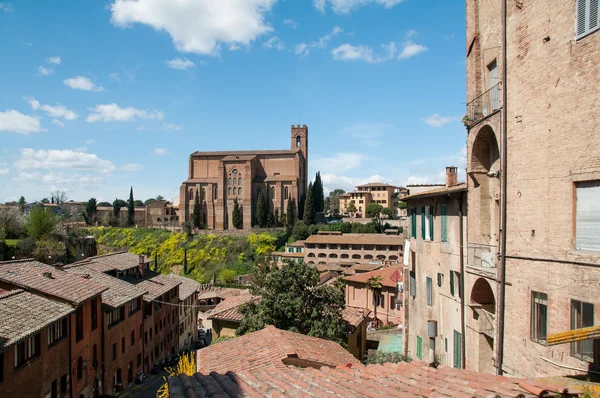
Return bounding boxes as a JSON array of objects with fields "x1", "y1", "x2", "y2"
[
  {"x1": 352, "y1": 254, "x2": 361, "y2": 260},
  {"x1": 389, "y1": 255, "x2": 399, "y2": 261},
  {"x1": 470, "y1": 278, "x2": 496, "y2": 310},
  {"x1": 364, "y1": 254, "x2": 373, "y2": 260},
  {"x1": 329, "y1": 253, "x2": 338, "y2": 258},
  {"x1": 296, "y1": 135, "x2": 301, "y2": 147},
  {"x1": 307, "y1": 253, "x2": 315, "y2": 258},
  {"x1": 341, "y1": 254, "x2": 349, "y2": 259},
  {"x1": 307, "y1": 261, "x2": 315, "y2": 265},
  {"x1": 318, "y1": 253, "x2": 326, "y2": 258},
  {"x1": 377, "y1": 255, "x2": 386, "y2": 261},
  {"x1": 470, "y1": 125, "x2": 500, "y2": 173}
]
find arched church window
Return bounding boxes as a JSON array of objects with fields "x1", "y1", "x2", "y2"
[
  {"x1": 285, "y1": 187, "x2": 289, "y2": 199},
  {"x1": 271, "y1": 186, "x2": 275, "y2": 198},
  {"x1": 228, "y1": 187, "x2": 232, "y2": 195},
  {"x1": 238, "y1": 187, "x2": 242, "y2": 196},
  {"x1": 296, "y1": 136, "x2": 301, "y2": 147},
  {"x1": 238, "y1": 178, "x2": 242, "y2": 185},
  {"x1": 233, "y1": 188, "x2": 237, "y2": 195},
  {"x1": 233, "y1": 178, "x2": 237, "y2": 186},
  {"x1": 189, "y1": 189, "x2": 193, "y2": 200},
  {"x1": 228, "y1": 178, "x2": 232, "y2": 186}
]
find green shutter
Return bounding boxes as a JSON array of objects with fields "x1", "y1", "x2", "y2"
[
  {"x1": 441, "y1": 205, "x2": 448, "y2": 242},
  {"x1": 416, "y1": 336, "x2": 422, "y2": 359},
  {"x1": 450, "y1": 270, "x2": 455, "y2": 296},
  {"x1": 456, "y1": 272, "x2": 461, "y2": 298},
  {"x1": 429, "y1": 206, "x2": 434, "y2": 241},
  {"x1": 421, "y1": 207, "x2": 425, "y2": 239},
  {"x1": 410, "y1": 209, "x2": 417, "y2": 238},
  {"x1": 453, "y1": 331, "x2": 462, "y2": 368}
]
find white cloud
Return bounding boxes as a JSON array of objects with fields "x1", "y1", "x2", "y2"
[
  {"x1": 86, "y1": 104, "x2": 163, "y2": 123},
  {"x1": 228, "y1": 43, "x2": 242, "y2": 51},
  {"x1": 121, "y1": 163, "x2": 144, "y2": 172},
  {"x1": 423, "y1": 114, "x2": 457, "y2": 127},
  {"x1": 398, "y1": 41, "x2": 428, "y2": 59},
  {"x1": 15, "y1": 148, "x2": 116, "y2": 174},
  {"x1": 13, "y1": 171, "x2": 106, "y2": 187},
  {"x1": 51, "y1": 119, "x2": 65, "y2": 128},
  {"x1": 0, "y1": 168, "x2": 9, "y2": 175},
  {"x1": 331, "y1": 41, "x2": 396, "y2": 63},
  {"x1": 320, "y1": 173, "x2": 394, "y2": 195},
  {"x1": 263, "y1": 36, "x2": 285, "y2": 51},
  {"x1": 0, "y1": 2, "x2": 14, "y2": 12},
  {"x1": 24, "y1": 96, "x2": 78, "y2": 121},
  {"x1": 153, "y1": 148, "x2": 167, "y2": 155},
  {"x1": 165, "y1": 58, "x2": 196, "y2": 70},
  {"x1": 38, "y1": 66, "x2": 54, "y2": 75},
  {"x1": 109, "y1": 72, "x2": 121, "y2": 82},
  {"x1": 63, "y1": 76, "x2": 105, "y2": 91},
  {"x1": 110, "y1": 0, "x2": 277, "y2": 56},
  {"x1": 295, "y1": 26, "x2": 343, "y2": 56},
  {"x1": 0, "y1": 110, "x2": 45, "y2": 135},
  {"x1": 404, "y1": 29, "x2": 416, "y2": 39},
  {"x1": 46, "y1": 56, "x2": 61, "y2": 64},
  {"x1": 283, "y1": 18, "x2": 297, "y2": 29},
  {"x1": 295, "y1": 43, "x2": 309, "y2": 56},
  {"x1": 85, "y1": 139, "x2": 95, "y2": 145},
  {"x1": 162, "y1": 123, "x2": 182, "y2": 132},
  {"x1": 315, "y1": 0, "x2": 404, "y2": 14},
  {"x1": 312, "y1": 152, "x2": 366, "y2": 174}
]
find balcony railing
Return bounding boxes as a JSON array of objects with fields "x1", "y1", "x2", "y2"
[
  {"x1": 467, "y1": 243, "x2": 498, "y2": 269},
  {"x1": 465, "y1": 82, "x2": 502, "y2": 127}
]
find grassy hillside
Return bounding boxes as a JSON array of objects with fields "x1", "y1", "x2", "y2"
[{"x1": 88, "y1": 227, "x2": 281, "y2": 283}]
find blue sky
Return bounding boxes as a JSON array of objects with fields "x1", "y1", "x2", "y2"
[{"x1": 0, "y1": 0, "x2": 466, "y2": 203}]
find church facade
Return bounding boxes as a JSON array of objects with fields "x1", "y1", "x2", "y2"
[{"x1": 179, "y1": 125, "x2": 308, "y2": 230}]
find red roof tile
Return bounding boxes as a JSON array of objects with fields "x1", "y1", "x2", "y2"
[
  {"x1": 343, "y1": 266, "x2": 403, "y2": 288},
  {"x1": 207, "y1": 294, "x2": 259, "y2": 322},
  {"x1": 197, "y1": 326, "x2": 360, "y2": 374},
  {"x1": 342, "y1": 307, "x2": 371, "y2": 329}
]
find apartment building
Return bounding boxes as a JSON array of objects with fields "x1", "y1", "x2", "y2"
[
  {"x1": 167, "y1": 274, "x2": 202, "y2": 350},
  {"x1": 272, "y1": 240, "x2": 305, "y2": 267},
  {"x1": 465, "y1": 0, "x2": 600, "y2": 377},
  {"x1": 403, "y1": 167, "x2": 467, "y2": 368},
  {"x1": 339, "y1": 183, "x2": 406, "y2": 218}
]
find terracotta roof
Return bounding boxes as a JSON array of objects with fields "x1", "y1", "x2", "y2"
[
  {"x1": 287, "y1": 240, "x2": 305, "y2": 247},
  {"x1": 198, "y1": 288, "x2": 245, "y2": 300},
  {"x1": 192, "y1": 149, "x2": 298, "y2": 157},
  {"x1": 304, "y1": 233, "x2": 403, "y2": 246},
  {"x1": 274, "y1": 252, "x2": 304, "y2": 258},
  {"x1": 342, "y1": 307, "x2": 371, "y2": 329},
  {"x1": 197, "y1": 326, "x2": 360, "y2": 374},
  {"x1": 402, "y1": 183, "x2": 467, "y2": 200},
  {"x1": 0, "y1": 289, "x2": 74, "y2": 351},
  {"x1": 343, "y1": 266, "x2": 402, "y2": 288},
  {"x1": 121, "y1": 271, "x2": 181, "y2": 301},
  {"x1": 207, "y1": 294, "x2": 259, "y2": 322},
  {"x1": 0, "y1": 260, "x2": 107, "y2": 305},
  {"x1": 171, "y1": 360, "x2": 579, "y2": 398},
  {"x1": 65, "y1": 265, "x2": 147, "y2": 309},
  {"x1": 65, "y1": 251, "x2": 151, "y2": 272},
  {"x1": 355, "y1": 182, "x2": 403, "y2": 188},
  {"x1": 167, "y1": 274, "x2": 202, "y2": 301},
  {"x1": 350, "y1": 263, "x2": 385, "y2": 272}
]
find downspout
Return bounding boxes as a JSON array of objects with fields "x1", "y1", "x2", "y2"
[
  {"x1": 68, "y1": 315, "x2": 73, "y2": 398},
  {"x1": 449, "y1": 192, "x2": 466, "y2": 369},
  {"x1": 497, "y1": 0, "x2": 509, "y2": 376}
]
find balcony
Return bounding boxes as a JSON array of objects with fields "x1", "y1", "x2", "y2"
[
  {"x1": 464, "y1": 82, "x2": 502, "y2": 127},
  {"x1": 467, "y1": 243, "x2": 497, "y2": 270},
  {"x1": 474, "y1": 307, "x2": 495, "y2": 339}
]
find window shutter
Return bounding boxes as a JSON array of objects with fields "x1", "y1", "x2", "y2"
[
  {"x1": 426, "y1": 277, "x2": 432, "y2": 306},
  {"x1": 453, "y1": 331, "x2": 462, "y2": 368},
  {"x1": 591, "y1": 0, "x2": 599, "y2": 30},
  {"x1": 576, "y1": 180, "x2": 600, "y2": 252},
  {"x1": 441, "y1": 205, "x2": 448, "y2": 242},
  {"x1": 450, "y1": 270, "x2": 455, "y2": 296},
  {"x1": 429, "y1": 206, "x2": 434, "y2": 241},
  {"x1": 410, "y1": 271, "x2": 416, "y2": 297},
  {"x1": 577, "y1": 0, "x2": 587, "y2": 37},
  {"x1": 421, "y1": 207, "x2": 426, "y2": 239}
]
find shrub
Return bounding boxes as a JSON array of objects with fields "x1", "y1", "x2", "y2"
[{"x1": 365, "y1": 351, "x2": 412, "y2": 365}]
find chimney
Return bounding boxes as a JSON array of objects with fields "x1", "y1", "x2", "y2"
[
  {"x1": 445, "y1": 166, "x2": 458, "y2": 188},
  {"x1": 43, "y1": 272, "x2": 54, "y2": 279}
]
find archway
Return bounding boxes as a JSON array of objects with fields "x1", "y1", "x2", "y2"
[{"x1": 470, "y1": 277, "x2": 496, "y2": 374}]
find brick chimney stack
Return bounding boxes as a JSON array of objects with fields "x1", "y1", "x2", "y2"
[{"x1": 446, "y1": 166, "x2": 458, "y2": 188}]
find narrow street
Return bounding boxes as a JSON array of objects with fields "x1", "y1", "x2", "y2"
[{"x1": 118, "y1": 370, "x2": 168, "y2": 398}]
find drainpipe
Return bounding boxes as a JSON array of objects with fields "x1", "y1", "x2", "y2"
[
  {"x1": 496, "y1": 0, "x2": 509, "y2": 376},
  {"x1": 449, "y1": 192, "x2": 466, "y2": 369}
]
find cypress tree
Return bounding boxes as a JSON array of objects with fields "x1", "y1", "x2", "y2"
[
  {"x1": 314, "y1": 172, "x2": 324, "y2": 213},
  {"x1": 112, "y1": 198, "x2": 120, "y2": 219},
  {"x1": 303, "y1": 182, "x2": 315, "y2": 225},
  {"x1": 192, "y1": 188, "x2": 201, "y2": 229},
  {"x1": 287, "y1": 199, "x2": 295, "y2": 226},
  {"x1": 255, "y1": 192, "x2": 267, "y2": 228},
  {"x1": 232, "y1": 198, "x2": 243, "y2": 229},
  {"x1": 127, "y1": 186, "x2": 135, "y2": 227}
]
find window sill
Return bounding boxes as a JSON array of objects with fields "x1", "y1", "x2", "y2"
[
  {"x1": 14, "y1": 355, "x2": 40, "y2": 371},
  {"x1": 576, "y1": 26, "x2": 599, "y2": 41},
  {"x1": 48, "y1": 336, "x2": 67, "y2": 349},
  {"x1": 570, "y1": 354, "x2": 594, "y2": 363},
  {"x1": 530, "y1": 339, "x2": 547, "y2": 347}
]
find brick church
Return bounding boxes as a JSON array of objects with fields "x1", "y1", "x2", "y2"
[{"x1": 179, "y1": 125, "x2": 308, "y2": 230}]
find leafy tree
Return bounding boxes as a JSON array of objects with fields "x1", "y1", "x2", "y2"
[
  {"x1": 112, "y1": 198, "x2": 121, "y2": 220},
  {"x1": 0, "y1": 207, "x2": 25, "y2": 238},
  {"x1": 40, "y1": 197, "x2": 50, "y2": 204},
  {"x1": 18, "y1": 196, "x2": 26, "y2": 214},
  {"x1": 266, "y1": 212, "x2": 274, "y2": 228},
  {"x1": 127, "y1": 187, "x2": 135, "y2": 227},
  {"x1": 290, "y1": 221, "x2": 310, "y2": 243},
  {"x1": 324, "y1": 197, "x2": 330, "y2": 214},
  {"x1": 218, "y1": 269, "x2": 237, "y2": 284},
  {"x1": 286, "y1": 199, "x2": 295, "y2": 226},
  {"x1": 366, "y1": 351, "x2": 411, "y2": 365},
  {"x1": 313, "y1": 172, "x2": 324, "y2": 213},
  {"x1": 181, "y1": 222, "x2": 193, "y2": 239},
  {"x1": 237, "y1": 261, "x2": 347, "y2": 345},
  {"x1": 279, "y1": 211, "x2": 286, "y2": 227},
  {"x1": 328, "y1": 189, "x2": 346, "y2": 214},
  {"x1": 232, "y1": 198, "x2": 243, "y2": 229},
  {"x1": 303, "y1": 182, "x2": 315, "y2": 225},
  {"x1": 366, "y1": 276, "x2": 383, "y2": 328},
  {"x1": 273, "y1": 208, "x2": 280, "y2": 227},
  {"x1": 255, "y1": 192, "x2": 267, "y2": 228},
  {"x1": 33, "y1": 238, "x2": 65, "y2": 263},
  {"x1": 366, "y1": 203, "x2": 393, "y2": 232},
  {"x1": 134, "y1": 200, "x2": 145, "y2": 207},
  {"x1": 50, "y1": 190, "x2": 68, "y2": 205},
  {"x1": 346, "y1": 200, "x2": 357, "y2": 217},
  {"x1": 192, "y1": 188, "x2": 202, "y2": 229},
  {"x1": 25, "y1": 206, "x2": 58, "y2": 240},
  {"x1": 82, "y1": 198, "x2": 98, "y2": 226},
  {"x1": 156, "y1": 195, "x2": 165, "y2": 201},
  {"x1": 398, "y1": 201, "x2": 407, "y2": 210},
  {"x1": 97, "y1": 201, "x2": 111, "y2": 207}
]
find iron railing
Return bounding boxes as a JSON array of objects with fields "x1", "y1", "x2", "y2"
[
  {"x1": 465, "y1": 82, "x2": 502, "y2": 127},
  {"x1": 467, "y1": 243, "x2": 498, "y2": 269}
]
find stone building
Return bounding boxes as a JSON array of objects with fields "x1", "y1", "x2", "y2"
[
  {"x1": 339, "y1": 183, "x2": 406, "y2": 218},
  {"x1": 465, "y1": 0, "x2": 600, "y2": 378},
  {"x1": 179, "y1": 125, "x2": 308, "y2": 230},
  {"x1": 402, "y1": 167, "x2": 467, "y2": 368}
]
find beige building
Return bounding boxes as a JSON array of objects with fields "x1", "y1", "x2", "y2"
[
  {"x1": 465, "y1": 0, "x2": 600, "y2": 378},
  {"x1": 179, "y1": 125, "x2": 308, "y2": 230},
  {"x1": 339, "y1": 183, "x2": 406, "y2": 218},
  {"x1": 167, "y1": 274, "x2": 202, "y2": 350},
  {"x1": 303, "y1": 232, "x2": 403, "y2": 266},
  {"x1": 403, "y1": 167, "x2": 467, "y2": 368},
  {"x1": 272, "y1": 240, "x2": 305, "y2": 267}
]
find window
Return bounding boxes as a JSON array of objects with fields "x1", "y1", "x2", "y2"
[
  {"x1": 52, "y1": 379, "x2": 57, "y2": 398},
  {"x1": 131, "y1": 330, "x2": 135, "y2": 346},
  {"x1": 137, "y1": 354, "x2": 142, "y2": 368},
  {"x1": 48, "y1": 318, "x2": 67, "y2": 346},
  {"x1": 271, "y1": 186, "x2": 275, "y2": 198},
  {"x1": 426, "y1": 277, "x2": 433, "y2": 306},
  {"x1": 410, "y1": 208, "x2": 417, "y2": 238},
  {"x1": 423, "y1": 206, "x2": 433, "y2": 240},
  {"x1": 189, "y1": 189, "x2": 193, "y2": 200},
  {"x1": 296, "y1": 135, "x2": 301, "y2": 147},
  {"x1": 233, "y1": 187, "x2": 237, "y2": 195},
  {"x1": 576, "y1": 0, "x2": 600, "y2": 39},
  {"x1": 112, "y1": 343, "x2": 117, "y2": 361},
  {"x1": 14, "y1": 333, "x2": 40, "y2": 367},
  {"x1": 421, "y1": 207, "x2": 426, "y2": 239},
  {"x1": 437, "y1": 272, "x2": 443, "y2": 287},
  {"x1": 232, "y1": 169, "x2": 238, "y2": 175},
  {"x1": 441, "y1": 205, "x2": 448, "y2": 242},
  {"x1": 91, "y1": 297, "x2": 98, "y2": 331},
  {"x1": 238, "y1": 187, "x2": 242, "y2": 196},
  {"x1": 77, "y1": 357, "x2": 83, "y2": 380},
  {"x1": 60, "y1": 374, "x2": 67, "y2": 394},
  {"x1": 416, "y1": 336, "x2": 422, "y2": 360},
  {"x1": 107, "y1": 306, "x2": 124, "y2": 327},
  {"x1": 214, "y1": 187, "x2": 217, "y2": 200},
  {"x1": 575, "y1": 181, "x2": 600, "y2": 251},
  {"x1": 129, "y1": 298, "x2": 140, "y2": 314},
  {"x1": 373, "y1": 294, "x2": 384, "y2": 308},
  {"x1": 122, "y1": 337, "x2": 125, "y2": 353},
  {"x1": 75, "y1": 306, "x2": 84, "y2": 341},
  {"x1": 453, "y1": 331, "x2": 462, "y2": 369},
  {"x1": 233, "y1": 178, "x2": 236, "y2": 185},
  {"x1": 571, "y1": 300, "x2": 595, "y2": 361},
  {"x1": 409, "y1": 271, "x2": 416, "y2": 297},
  {"x1": 228, "y1": 187, "x2": 232, "y2": 195},
  {"x1": 284, "y1": 186, "x2": 289, "y2": 199},
  {"x1": 531, "y1": 291, "x2": 548, "y2": 344}
]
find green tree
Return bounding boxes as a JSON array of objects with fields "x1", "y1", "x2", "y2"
[
  {"x1": 266, "y1": 212, "x2": 274, "y2": 228},
  {"x1": 18, "y1": 196, "x2": 26, "y2": 214},
  {"x1": 127, "y1": 187, "x2": 135, "y2": 227},
  {"x1": 328, "y1": 189, "x2": 346, "y2": 214},
  {"x1": 346, "y1": 200, "x2": 357, "y2": 217},
  {"x1": 232, "y1": 198, "x2": 243, "y2": 229},
  {"x1": 25, "y1": 206, "x2": 58, "y2": 240},
  {"x1": 112, "y1": 198, "x2": 121, "y2": 220},
  {"x1": 366, "y1": 203, "x2": 393, "y2": 232},
  {"x1": 134, "y1": 200, "x2": 145, "y2": 207},
  {"x1": 156, "y1": 195, "x2": 165, "y2": 201},
  {"x1": 82, "y1": 198, "x2": 98, "y2": 226},
  {"x1": 366, "y1": 275, "x2": 383, "y2": 328},
  {"x1": 255, "y1": 192, "x2": 267, "y2": 228},
  {"x1": 192, "y1": 188, "x2": 202, "y2": 229},
  {"x1": 97, "y1": 201, "x2": 111, "y2": 207},
  {"x1": 303, "y1": 182, "x2": 315, "y2": 225},
  {"x1": 237, "y1": 261, "x2": 347, "y2": 345},
  {"x1": 313, "y1": 172, "x2": 324, "y2": 213},
  {"x1": 286, "y1": 199, "x2": 295, "y2": 226},
  {"x1": 218, "y1": 269, "x2": 237, "y2": 284},
  {"x1": 33, "y1": 238, "x2": 65, "y2": 263},
  {"x1": 0, "y1": 206, "x2": 25, "y2": 238},
  {"x1": 40, "y1": 198, "x2": 50, "y2": 204}
]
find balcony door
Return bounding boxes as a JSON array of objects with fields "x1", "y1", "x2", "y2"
[{"x1": 485, "y1": 60, "x2": 500, "y2": 115}]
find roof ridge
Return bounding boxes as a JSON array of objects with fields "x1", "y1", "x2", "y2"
[
  {"x1": 0, "y1": 288, "x2": 24, "y2": 299},
  {"x1": 0, "y1": 258, "x2": 37, "y2": 265}
]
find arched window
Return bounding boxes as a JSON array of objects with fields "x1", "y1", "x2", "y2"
[
  {"x1": 238, "y1": 178, "x2": 242, "y2": 185},
  {"x1": 233, "y1": 178, "x2": 237, "y2": 186},
  {"x1": 271, "y1": 186, "x2": 275, "y2": 198},
  {"x1": 228, "y1": 178, "x2": 232, "y2": 186},
  {"x1": 214, "y1": 187, "x2": 217, "y2": 199},
  {"x1": 296, "y1": 136, "x2": 301, "y2": 147},
  {"x1": 233, "y1": 188, "x2": 237, "y2": 195},
  {"x1": 202, "y1": 188, "x2": 206, "y2": 201},
  {"x1": 189, "y1": 189, "x2": 193, "y2": 200},
  {"x1": 228, "y1": 187, "x2": 232, "y2": 195},
  {"x1": 284, "y1": 187, "x2": 289, "y2": 199},
  {"x1": 232, "y1": 169, "x2": 238, "y2": 175},
  {"x1": 238, "y1": 187, "x2": 242, "y2": 196}
]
